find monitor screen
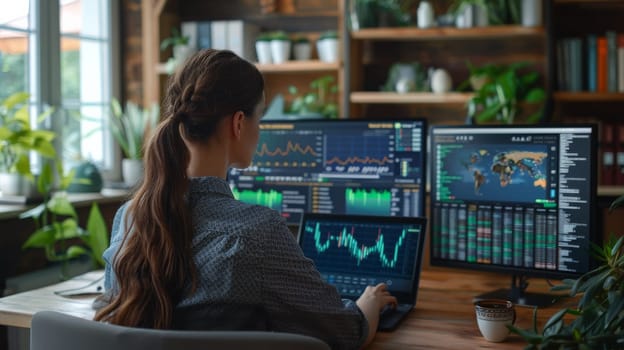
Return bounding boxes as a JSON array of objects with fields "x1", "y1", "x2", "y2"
[
  {"x1": 228, "y1": 119, "x2": 427, "y2": 225},
  {"x1": 429, "y1": 125, "x2": 597, "y2": 306}
]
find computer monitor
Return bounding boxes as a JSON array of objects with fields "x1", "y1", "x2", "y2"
[
  {"x1": 228, "y1": 119, "x2": 427, "y2": 225},
  {"x1": 429, "y1": 124, "x2": 598, "y2": 307}
]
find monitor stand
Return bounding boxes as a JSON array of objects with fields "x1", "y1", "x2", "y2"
[{"x1": 473, "y1": 275, "x2": 560, "y2": 308}]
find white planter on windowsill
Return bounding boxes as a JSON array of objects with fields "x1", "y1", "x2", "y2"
[{"x1": 122, "y1": 158, "x2": 143, "y2": 189}]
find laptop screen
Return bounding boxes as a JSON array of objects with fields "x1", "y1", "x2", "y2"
[{"x1": 298, "y1": 213, "x2": 427, "y2": 301}]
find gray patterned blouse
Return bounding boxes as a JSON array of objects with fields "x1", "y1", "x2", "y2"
[{"x1": 103, "y1": 176, "x2": 368, "y2": 349}]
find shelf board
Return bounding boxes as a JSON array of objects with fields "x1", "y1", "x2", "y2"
[
  {"x1": 553, "y1": 92, "x2": 624, "y2": 102},
  {"x1": 350, "y1": 92, "x2": 472, "y2": 104},
  {"x1": 598, "y1": 186, "x2": 624, "y2": 197},
  {"x1": 351, "y1": 25, "x2": 545, "y2": 41},
  {"x1": 256, "y1": 60, "x2": 339, "y2": 73}
]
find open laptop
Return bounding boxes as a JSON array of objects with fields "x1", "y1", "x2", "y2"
[{"x1": 297, "y1": 213, "x2": 427, "y2": 331}]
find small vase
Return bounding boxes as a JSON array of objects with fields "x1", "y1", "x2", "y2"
[
  {"x1": 431, "y1": 69, "x2": 452, "y2": 94},
  {"x1": 417, "y1": 1, "x2": 435, "y2": 29},
  {"x1": 521, "y1": 0, "x2": 543, "y2": 27}
]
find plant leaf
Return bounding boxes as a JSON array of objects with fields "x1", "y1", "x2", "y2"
[
  {"x1": 65, "y1": 245, "x2": 89, "y2": 259},
  {"x1": 84, "y1": 203, "x2": 109, "y2": 267},
  {"x1": 47, "y1": 194, "x2": 77, "y2": 217},
  {"x1": 22, "y1": 226, "x2": 57, "y2": 248}
]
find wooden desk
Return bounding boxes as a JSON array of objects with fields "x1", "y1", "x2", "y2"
[{"x1": 0, "y1": 269, "x2": 572, "y2": 349}]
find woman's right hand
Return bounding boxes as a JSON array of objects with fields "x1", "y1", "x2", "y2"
[{"x1": 356, "y1": 283, "x2": 397, "y2": 347}]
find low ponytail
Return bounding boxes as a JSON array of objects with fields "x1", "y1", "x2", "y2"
[{"x1": 95, "y1": 115, "x2": 196, "y2": 328}]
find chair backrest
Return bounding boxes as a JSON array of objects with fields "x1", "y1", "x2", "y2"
[{"x1": 30, "y1": 311, "x2": 331, "y2": 350}]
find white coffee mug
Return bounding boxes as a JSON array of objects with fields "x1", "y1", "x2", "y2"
[{"x1": 474, "y1": 299, "x2": 516, "y2": 342}]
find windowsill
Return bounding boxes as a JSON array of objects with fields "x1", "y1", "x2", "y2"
[{"x1": 0, "y1": 188, "x2": 130, "y2": 220}]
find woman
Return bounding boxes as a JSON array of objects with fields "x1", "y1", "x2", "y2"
[{"x1": 94, "y1": 49, "x2": 396, "y2": 349}]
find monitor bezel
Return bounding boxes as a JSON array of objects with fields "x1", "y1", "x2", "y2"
[{"x1": 427, "y1": 123, "x2": 599, "y2": 280}]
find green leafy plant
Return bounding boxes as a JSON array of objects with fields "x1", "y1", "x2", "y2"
[
  {"x1": 509, "y1": 196, "x2": 624, "y2": 349},
  {"x1": 256, "y1": 32, "x2": 273, "y2": 42},
  {"x1": 109, "y1": 99, "x2": 160, "y2": 160},
  {"x1": 269, "y1": 31, "x2": 290, "y2": 41},
  {"x1": 463, "y1": 62, "x2": 546, "y2": 124},
  {"x1": 159, "y1": 27, "x2": 189, "y2": 52},
  {"x1": 287, "y1": 75, "x2": 338, "y2": 119},
  {"x1": 20, "y1": 161, "x2": 109, "y2": 274},
  {"x1": 0, "y1": 92, "x2": 56, "y2": 179},
  {"x1": 319, "y1": 30, "x2": 338, "y2": 40},
  {"x1": 485, "y1": 0, "x2": 521, "y2": 25}
]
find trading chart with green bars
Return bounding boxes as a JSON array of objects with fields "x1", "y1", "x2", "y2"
[
  {"x1": 228, "y1": 120, "x2": 427, "y2": 225},
  {"x1": 299, "y1": 214, "x2": 426, "y2": 298}
]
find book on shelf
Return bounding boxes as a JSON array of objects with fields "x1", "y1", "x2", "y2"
[
  {"x1": 616, "y1": 124, "x2": 624, "y2": 185},
  {"x1": 597, "y1": 36, "x2": 608, "y2": 93},
  {"x1": 181, "y1": 21, "x2": 212, "y2": 51},
  {"x1": 587, "y1": 34, "x2": 597, "y2": 92},
  {"x1": 619, "y1": 34, "x2": 624, "y2": 93},
  {"x1": 181, "y1": 20, "x2": 259, "y2": 62},
  {"x1": 600, "y1": 122, "x2": 615, "y2": 186},
  {"x1": 606, "y1": 31, "x2": 619, "y2": 92}
]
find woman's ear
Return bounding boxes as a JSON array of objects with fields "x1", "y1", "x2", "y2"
[{"x1": 230, "y1": 111, "x2": 246, "y2": 139}]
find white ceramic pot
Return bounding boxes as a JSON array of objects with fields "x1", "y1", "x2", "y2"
[
  {"x1": 293, "y1": 42, "x2": 312, "y2": 61},
  {"x1": 0, "y1": 172, "x2": 25, "y2": 196},
  {"x1": 173, "y1": 45, "x2": 194, "y2": 64},
  {"x1": 122, "y1": 158, "x2": 144, "y2": 188},
  {"x1": 255, "y1": 41, "x2": 272, "y2": 64},
  {"x1": 522, "y1": 0, "x2": 543, "y2": 27},
  {"x1": 270, "y1": 40, "x2": 291, "y2": 64},
  {"x1": 316, "y1": 38, "x2": 339, "y2": 63},
  {"x1": 431, "y1": 69, "x2": 453, "y2": 94}
]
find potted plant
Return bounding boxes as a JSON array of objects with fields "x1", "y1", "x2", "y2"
[
  {"x1": 255, "y1": 32, "x2": 273, "y2": 64},
  {"x1": 109, "y1": 99, "x2": 160, "y2": 188},
  {"x1": 287, "y1": 75, "x2": 338, "y2": 119},
  {"x1": 292, "y1": 35, "x2": 312, "y2": 61},
  {"x1": 269, "y1": 31, "x2": 291, "y2": 64},
  {"x1": 316, "y1": 30, "x2": 339, "y2": 63},
  {"x1": 463, "y1": 61, "x2": 546, "y2": 124},
  {"x1": 509, "y1": 196, "x2": 624, "y2": 348},
  {"x1": 0, "y1": 92, "x2": 56, "y2": 196},
  {"x1": 160, "y1": 27, "x2": 192, "y2": 73},
  {"x1": 20, "y1": 161, "x2": 109, "y2": 279}
]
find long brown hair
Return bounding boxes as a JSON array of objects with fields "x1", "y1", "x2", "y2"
[{"x1": 95, "y1": 49, "x2": 264, "y2": 328}]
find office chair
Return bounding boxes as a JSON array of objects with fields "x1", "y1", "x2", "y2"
[{"x1": 30, "y1": 311, "x2": 331, "y2": 350}]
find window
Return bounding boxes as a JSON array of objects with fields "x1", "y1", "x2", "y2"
[{"x1": 0, "y1": 0, "x2": 120, "y2": 179}]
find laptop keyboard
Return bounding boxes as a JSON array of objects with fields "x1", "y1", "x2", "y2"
[{"x1": 378, "y1": 304, "x2": 413, "y2": 331}]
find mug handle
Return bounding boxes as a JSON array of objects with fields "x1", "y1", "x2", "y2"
[{"x1": 512, "y1": 308, "x2": 517, "y2": 325}]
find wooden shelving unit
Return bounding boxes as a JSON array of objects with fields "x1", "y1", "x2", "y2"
[
  {"x1": 350, "y1": 92, "x2": 472, "y2": 104},
  {"x1": 351, "y1": 25, "x2": 545, "y2": 41}
]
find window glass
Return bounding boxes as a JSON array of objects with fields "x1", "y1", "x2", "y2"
[{"x1": 59, "y1": 0, "x2": 113, "y2": 170}]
